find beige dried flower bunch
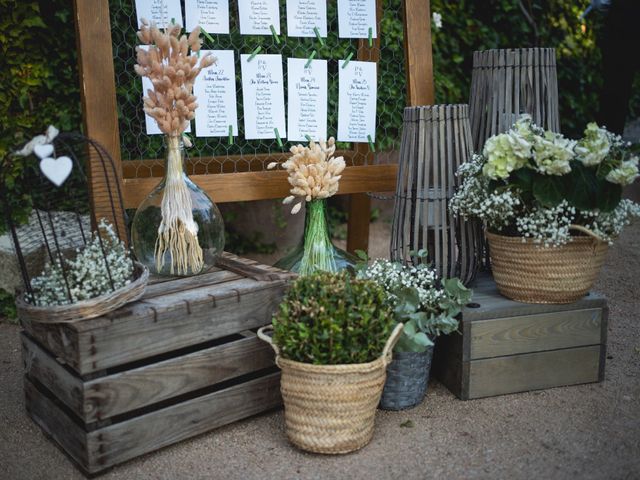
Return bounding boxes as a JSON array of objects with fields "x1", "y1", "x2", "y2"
[
  {"x1": 134, "y1": 21, "x2": 214, "y2": 275},
  {"x1": 135, "y1": 20, "x2": 215, "y2": 136},
  {"x1": 268, "y1": 138, "x2": 346, "y2": 214}
]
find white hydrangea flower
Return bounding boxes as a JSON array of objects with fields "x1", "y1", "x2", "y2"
[
  {"x1": 575, "y1": 122, "x2": 610, "y2": 166},
  {"x1": 532, "y1": 131, "x2": 575, "y2": 176},
  {"x1": 605, "y1": 157, "x2": 639, "y2": 186}
]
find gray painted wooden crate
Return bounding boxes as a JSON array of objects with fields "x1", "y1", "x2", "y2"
[
  {"x1": 432, "y1": 274, "x2": 608, "y2": 400},
  {"x1": 20, "y1": 253, "x2": 293, "y2": 475}
]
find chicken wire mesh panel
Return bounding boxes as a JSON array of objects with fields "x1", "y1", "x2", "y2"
[{"x1": 108, "y1": 0, "x2": 407, "y2": 178}]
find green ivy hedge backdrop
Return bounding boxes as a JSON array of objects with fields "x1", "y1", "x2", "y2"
[{"x1": 1, "y1": 0, "x2": 639, "y2": 232}]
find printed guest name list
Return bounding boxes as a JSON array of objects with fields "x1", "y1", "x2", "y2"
[
  {"x1": 240, "y1": 54, "x2": 287, "y2": 140},
  {"x1": 337, "y1": 60, "x2": 377, "y2": 143},
  {"x1": 135, "y1": 0, "x2": 182, "y2": 27},
  {"x1": 287, "y1": 58, "x2": 328, "y2": 142},
  {"x1": 193, "y1": 50, "x2": 238, "y2": 137},
  {"x1": 286, "y1": 0, "x2": 327, "y2": 38},
  {"x1": 185, "y1": 0, "x2": 230, "y2": 33}
]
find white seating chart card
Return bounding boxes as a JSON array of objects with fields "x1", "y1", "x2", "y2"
[
  {"x1": 185, "y1": 0, "x2": 230, "y2": 33},
  {"x1": 193, "y1": 50, "x2": 238, "y2": 137},
  {"x1": 139, "y1": 46, "x2": 192, "y2": 135},
  {"x1": 337, "y1": 0, "x2": 377, "y2": 39},
  {"x1": 337, "y1": 60, "x2": 377, "y2": 143},
  {"x1": 240, "y1": 54, "x2": 287, "y2": 140},
  {"x1": 287, "y1": 58, "x2": 328, "y2": 142},
  {"x1": 286, "y1": 0, "x2": 327, "y2": 38},
  {"x1": 134, "y1": 0, "x2": 183, "y2": 28},
  {"x1": 238, "y1": 0, "x2": 281, "y2": 35}
]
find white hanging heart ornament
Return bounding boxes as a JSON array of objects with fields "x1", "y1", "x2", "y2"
[
  {"x1": 40, "y1": 156, "x2": 73, "y2": 187},
  {"x1": 34, "y1": 144, "x2": 54, "y2": 159}
]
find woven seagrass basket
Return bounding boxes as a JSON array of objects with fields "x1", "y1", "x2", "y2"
[
  {"x1": 258, "y1": 323, "x2": 403, "y2": 454},
  {"x1": 486, "y1": 226, "x2": 608, "y2": 304},
  {"x1": 16, "y1": 261, "x2": 149, "y2": 324}
]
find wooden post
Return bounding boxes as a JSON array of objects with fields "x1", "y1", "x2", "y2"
[
  {"x1": 73, "y1": 0, "x2": 126, "y2": 237},
  {"x1": 403, "y1": 0, "x2": 435, "y2": 106}
]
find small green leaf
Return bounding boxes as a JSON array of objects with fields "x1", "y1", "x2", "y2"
[
  {"x1": 400, "y1": 420, "x2": 414, "y2": 428},
  {"x1": 532, "y1": 174, "x2": 565, "y2": 207}
]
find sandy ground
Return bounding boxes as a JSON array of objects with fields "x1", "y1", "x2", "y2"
[{"x1": 1, "y1": 210, "x2": 639, "y2": 479}]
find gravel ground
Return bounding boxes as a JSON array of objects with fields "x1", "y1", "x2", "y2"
[{"x1": 1, "y1": 217, "x2": 639, "y2": 480}]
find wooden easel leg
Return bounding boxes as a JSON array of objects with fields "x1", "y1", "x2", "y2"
[{"x1": 346, "y1": 193, "x2": 371, "y2": 254}]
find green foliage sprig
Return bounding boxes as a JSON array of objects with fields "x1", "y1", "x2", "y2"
[{"x1": 272, "y1": 271, "x2": 395, "y2": 365}]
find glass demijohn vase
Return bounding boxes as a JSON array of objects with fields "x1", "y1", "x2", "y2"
[
  {"x1": 274, "y1": 199, "x2": 356, "y2": 275},
  {"x1": 131, "y1": 136, "x2": 225, "y2": 276}
]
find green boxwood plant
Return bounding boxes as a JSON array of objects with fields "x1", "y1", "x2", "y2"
[{"x1": 272, "y1": 271, "x2": 395, "y2": 365}]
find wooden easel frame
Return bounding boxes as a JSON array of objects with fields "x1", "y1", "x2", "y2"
[{"x1": 73, "y1": 0, "x2": 434, "y2": 253}]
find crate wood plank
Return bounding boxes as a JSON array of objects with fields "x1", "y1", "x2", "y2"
[
  {"x1": 25, "y1": 377, "x2": 90, "y2": 470},
  {"x1": 470, "y1": 308, "x2": 603, "y2": 360},
  {"x1": 86, "y1": 372, "x2": 281, "y2": 472},
  {"x1": 467, "y1": 345, "x2": 601, "y2": 399},
  {"x1": 464, "y1": 274, "x2": 606, "y2": 321},
  {"x1": 22, "y1": 332, "x2": 276, "y2": 423},
  {"x1": 21, "y1": 276, "x2": 288, "y2": 375},
  {"x1": 22, "y1": 334, "x2": 85, "y2": 424},
  {"x1": 83, "y1": 335, "x2": 275, "y2": 422},
  {"x1": 25, "y1": 373, "x2": 281, "y2": 474},
  {"x1": 77, "y1": 279, "x2": 287, "y2": 374},
  {"x1": 143, "y1": 269, "x2": 240, "y2": 298}
]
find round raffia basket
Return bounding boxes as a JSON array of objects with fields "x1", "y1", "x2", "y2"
[
  {"x1": 258, "y1": 323, "x2": 403, "y2": 454},
  {"x1": 486, "y1": 226, "x2": 608, "y2": 304},
  {"x1": 16, "y1": 261, "x2": 149, "y2": 324}
]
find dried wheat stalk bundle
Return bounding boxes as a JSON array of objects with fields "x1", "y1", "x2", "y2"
[{"x1": 134, "y1": 20, "x2": 215, "y2": 275}]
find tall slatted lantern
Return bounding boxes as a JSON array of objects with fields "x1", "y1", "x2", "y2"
[
  {"x1": 469, "y1": 48, "x2": 561, "y2": 151},
  {"x1": 391, "y1": 105, "x2": 482, "y2": 286}
]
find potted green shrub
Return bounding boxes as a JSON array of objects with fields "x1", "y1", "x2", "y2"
[
  {"x1": 450, "y1": 117, "x2": 640, "y2": 303},
  {"x1": 358, "y1": 257, "x2": 471, "y2": 410},
  {"x1": 257, "y1": 271, "x2": 402, "y2": 454}
]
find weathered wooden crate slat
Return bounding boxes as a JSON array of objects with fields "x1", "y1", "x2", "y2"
[
  {"x1": 25, "y1": 372, "x2": 281, "y2": 474},
  {"x1": 433, "y1": 274, "x2": 608, "y2": 400},
  {"x1": 21, "y1": 255, "x2": 290, "y2": 375},
  {"x1": 22, "y1": 332, "x2": 276, "y2": 423},
  {"x1": 21, "y1": 253, "x2": 291, "y2": 474}
]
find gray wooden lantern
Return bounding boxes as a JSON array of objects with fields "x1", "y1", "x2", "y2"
[
  {"x1": 469, "y1": 48, "x2": 560, "y2": 151},
  {"x1": 391, "y1": 104, "x2": 482, "y2": 286}
]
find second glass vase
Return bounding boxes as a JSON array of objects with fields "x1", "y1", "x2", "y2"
[{"x1": 274, "y1": 199, "x2": 357, "y2": 275}]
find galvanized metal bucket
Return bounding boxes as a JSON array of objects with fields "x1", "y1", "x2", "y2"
[{"x1": 379, "y1": 346, "x2": 434, "y2": 411}]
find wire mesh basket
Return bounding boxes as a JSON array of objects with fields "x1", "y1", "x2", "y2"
[{"x1": 0, "y1": 132, "x2": 147, "y2": 323}]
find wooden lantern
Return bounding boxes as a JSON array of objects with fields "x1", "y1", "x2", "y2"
[
  {"x1": 469, "y1": 48, "x2": 560, "y2": 151},
  {"x1": 390, "y1": 104, "x2": 482, "y2": 285}
]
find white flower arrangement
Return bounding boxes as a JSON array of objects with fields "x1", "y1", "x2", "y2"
[
  {"x1": 29, "y1": 219, "x2": 135, "y2": 306},
  {"x1": 357, "y1": 258, "x2": 443, "y2": 312},
  {"x1": 450, "y1": 118, "x2": 640, "y2": 247}
]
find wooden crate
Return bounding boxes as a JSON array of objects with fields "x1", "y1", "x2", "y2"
[
  {"x1": 21, "y1": 253, "x2": 293, "y2": 475},
  {"x1": 432, "y1": 275, "x2": 608, "y2": 400}
]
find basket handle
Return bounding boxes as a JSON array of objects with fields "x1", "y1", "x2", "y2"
[
  {"x1": 569, "y1": 224, "x2": 604, "y2": 242},
  {"x1": 382, "y1": 322, "x2": 405, "y2": 366},
  {"x1": 257, "y1": 325, "x2": 281, "y2": 356}
]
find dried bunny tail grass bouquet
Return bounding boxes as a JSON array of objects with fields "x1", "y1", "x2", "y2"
[
  {"x1": 268, "y1": 138, "x2": 346, "y2": 214},
  {"x1": 134, "y1": 20, "x2": 215, "y2": 275}
]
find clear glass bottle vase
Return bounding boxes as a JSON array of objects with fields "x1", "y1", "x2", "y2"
[
  {"x1": 131, "y1": 135, "x2": 225, "y2": 276},
  {"x1": 274, "y1": 199, "x2": 357, "y2": 275}
]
